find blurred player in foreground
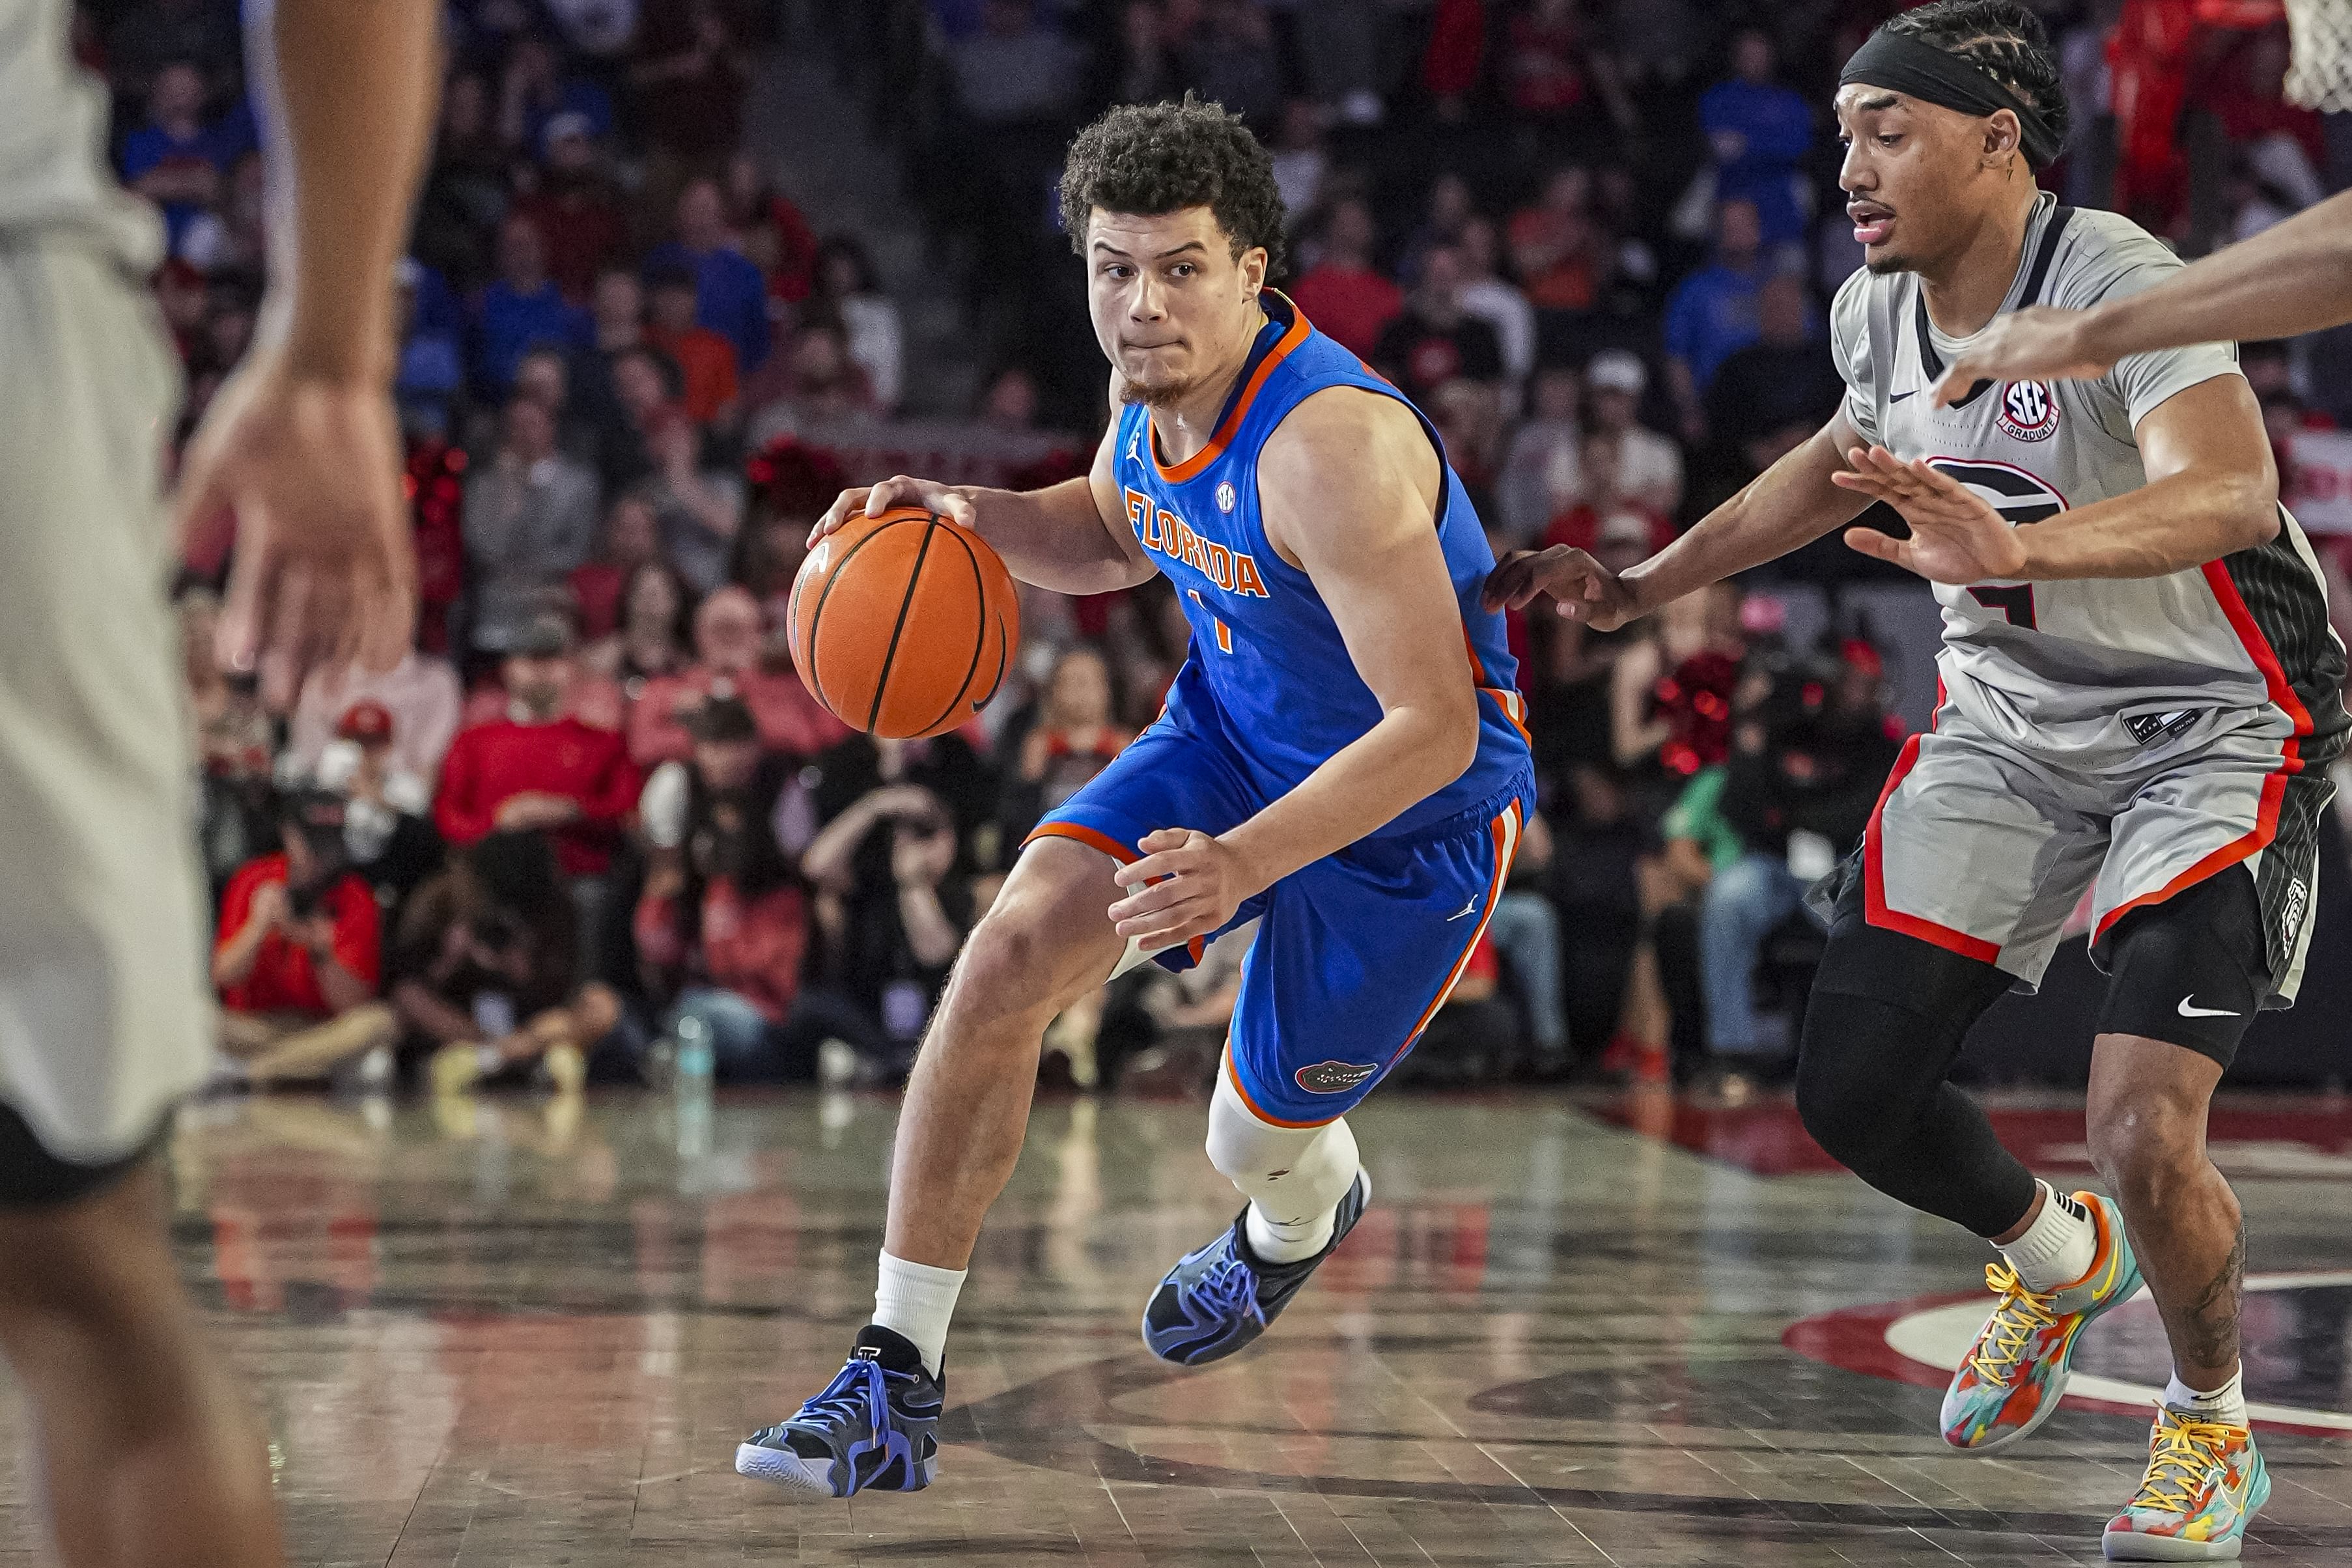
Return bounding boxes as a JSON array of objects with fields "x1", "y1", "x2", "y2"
[{"x1": 0, "y1": 0, "x2": 428, "y2": 1561}]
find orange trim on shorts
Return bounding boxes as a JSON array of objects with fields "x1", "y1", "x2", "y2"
[
  {"x1": 1022, "y1": 821, "x2": 1209, "y2": 965},
  {"x1": 2088, "y1": 561, "x2": 2310, "y2": 944},
  {"x1": 1463, "y1": 626, "x2": 1534, "y2": 749},
  {"x1": 1151, "y1": 294, "x2": 1312, "y2": 484},
  {"x1": 1386, "y1": 800, "x2": 1522, "y2": 1066},
  {"x1": 1864, "y1": 735, "x2": 2004, "y2": 964}
]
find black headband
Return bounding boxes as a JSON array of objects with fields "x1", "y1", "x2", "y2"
[{"x1": 1839, "y1": 29, "x2": 2062, "y2": 169}]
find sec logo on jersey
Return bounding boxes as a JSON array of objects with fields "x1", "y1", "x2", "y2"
[{"x1": 1995, "y1": 379, "x2": 2059, "y2": 442}]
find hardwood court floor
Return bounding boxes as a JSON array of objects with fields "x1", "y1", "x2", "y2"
[{"x1": 4, "y1": 1086, "x2": 2349, "y2": 1565}]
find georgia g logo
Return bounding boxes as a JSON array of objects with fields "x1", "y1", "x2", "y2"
[{"x1": 1995, "y1": 379, "x2": 2059, "y2": 442}]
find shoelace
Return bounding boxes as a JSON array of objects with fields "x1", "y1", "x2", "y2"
[
  {"x1": 2131, "y1": 1410, "x2": 2239, "y2": 1516},
  {"x1": 794, "y1": 1351, "x2": 914, "y2": 1447},
  {"x1": 1192, "y1": 1252, "x2": 1266, "y2": 1326},
  {"x1": 1967, "y1": 1263, "x2": 2060, "y2": 1384}
]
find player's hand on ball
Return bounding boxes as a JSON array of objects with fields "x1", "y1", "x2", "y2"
[
  {"x1": 174, "y1": 350, "x2": 418, "y2": 705},
  {"x1": 1833, "y1": 445, "x2": 2029, "y2": 583},
  {"x1": 1110, "y1": 828, "x2": 1252, "y2": 949},
  {"x1": 1929, "y1": 306, "x2": 2114, "y2": 408},
  {"x1": 808, "y1": 475, "x2": 979, "y2": 546},
  {"x1": 1481, "y1": 546, "x2": 1637, "y2": 630}
]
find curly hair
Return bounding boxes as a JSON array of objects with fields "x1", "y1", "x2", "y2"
[
  {"x1": 1057, "y1": 95, "x2": 1287, "y2": 276},
  {"x1": 1883, "y1": 0, "x2": 2071, "y2": 154}
]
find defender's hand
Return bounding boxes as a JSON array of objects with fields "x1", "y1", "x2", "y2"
[
  {"x1": 1481, "y1": 546, "x2": 1638, "y2": 630},
  {"x1": 1930, "y1": 305, "x2": 2114, "y2": 408},
  {"x1": 808, "y1": 475, "x2": 979, "y2": 546},
  {"x1": 174, "y1": 352, "x2": 417, "y2": 706},
  {"x1": 1833, "y1": 445, "x2": 2029, "y2": 583},
  {"x1": 1109, "y1": 828, "x2": 1253, "y2": 951}
]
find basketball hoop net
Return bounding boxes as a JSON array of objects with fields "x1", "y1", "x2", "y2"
[{"x1": 2284, "y1": 0, "x2": 2352, "y2": 111}]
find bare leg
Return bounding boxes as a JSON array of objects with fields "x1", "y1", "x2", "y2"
[
  {"x1": 0, "y1": 1160, "x2": 284, "y2": 1568},
  {"x1": 884, "y1": 838, "x2": 1127, "y2": 1268},
  {"x1": 2086, "y1": 1033, "x2": 2241, "y2": 1388},
  {"x1": 240, "y1": 1002, "x2": 399, "y2": 1085}
]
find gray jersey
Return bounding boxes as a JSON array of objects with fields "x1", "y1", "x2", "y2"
[
  {"x1": 1829, "y1": 192, "x2": 2347, "y2": 774},
  {"x1": 0, "y1": 0, "x2": 163, "y2": 264}
]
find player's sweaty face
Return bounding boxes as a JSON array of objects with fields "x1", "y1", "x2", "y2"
[
  {"x1": 1087, "y1": 207, "x2": 1265, "y2": 406},
  {"x1": 1834, "y1": 88, "x2": 1984, "y2": 275}
]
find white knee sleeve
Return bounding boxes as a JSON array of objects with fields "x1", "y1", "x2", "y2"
[{"x1": 1205, "y1": 1067, "x2": 1361, "y2": 1227}]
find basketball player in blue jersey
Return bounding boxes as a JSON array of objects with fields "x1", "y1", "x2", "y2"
[{"x1": 736, "y1": 96, "x2": 1535, "y2": 1499}]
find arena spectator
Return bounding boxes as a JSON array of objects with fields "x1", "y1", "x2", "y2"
[
  {"x1": 1179, "y1": 0, "x2": 1284, "y2": 129},
  {"x1": 1267, "y1": 100, "x2": 1330, "y2": 228},
  {"x1": 1507, "y1": 166, "x2": 1601, "y2": 313},
  {"x1": 638, "y1": 409, "x2": 746, "y2": 595},
  {"x1": 1700, "y1": 29, "x2": 1813, "y2": 251},
  {"x1": 979, "y1": 365, "x2": 1043, "y2": 432},
  {"x1": 182, "y1": 587, "x2": 276, "y2": 891},
  {"x1": 745, "y1": 322, "x2": 875, "y2": 442},
  {"x1": 1706, "y1": 273, "x2": 1840, "y2": 480},
  {"x1": 497, "y1": 34, "x2": 615, "y2": 156},
  {"x1": 1287, "y1": 196, "x2": 1402, "y2": 359},
  {"x1": 1400, "y1": 173, "x2": 1478, "y2": 287},
  {"x1": 1665, "y1": 197, "x2": 1769, "y2": 440},
  {"x1": 645, "y1": 264, "x2": 741, "y2": 429},
  {"x1": 513, "y1": 345, "x2": 604, "y2": 469},
  {"x1": 1496, "y1": 365, "x2": 1584, "y2": 544},
  {"x1": 1485, "y1": 809, "x2": 1568, "y2": 1072},
  {"x1": 463, "y1": 394, "x2": 602, "y2": 660},
  {"x1": 309, "y1": 702, "x2": 447, "y2": 915},
  {"x1": 1457, "y1": 216, "x2": 1537, "y2": 392},
  {"x1": 949, "y1": 0, "x2": 1085, "y2": 126},
  {"x1": 391, "y1": 831, "x2": 619, "y2": 1096},
  {"x1": 634, "y1": 697, "x2": 889, "y2": 1082},
  {"x1": 811, "y1": 236, "x2": 905, "y2": 414},
  {"x1": 512, "y1": 113, "x2": 628, "y2": 303},
  {"x1": 593, "y1": 341, "x2": 680, "y2": 493},
  {"x1": 585, "y1": 558, "x2": 695, "y2": 694},
  {"x1": 120, "y1": 61, "x2": 239, "y2": 250},
  {"x1": 475, "y1": 212, "x2": 594, "y2": 395},
  {"x1": 1375, "y1": 245, "x2": 1505, "y2": 400},
  {"x1": 1698, "y1": 646, "x2": 1900, "y2": 1079},
  {"x1": 725, "y1": 152, "x2": 822, "y2": 308},
  {"x1": 285, "y1": 643, "x2": 465, "y2": 793},
  {"x1": 211, "y1": 792, "x2": 398, "y2": 1090},
  {"x1": 630, "y1": 0, "x2": 753, "y2": 163},
  {"x1": 630, "y1": 586, "x2": 848, "y2": 766},
  {"x1": 568, "y1": 491, "x2": 665, "y2": 644},
  {"x1": 176, "y1": 146, "x2": 265, "y2": 274},
  {"x1": 1001, "y1": 645, "x2": 1132, "y2": 841},
  {"x1": 1582, "y1": 350, "x2": 1685, "y2": 516},
  {"x1": 395, "y1": 260, "x2": 465, "y2": 437},
  {"x1": 104, "y1": 0, "x2": 241, "y2": 99},
  {"x1": 434, "y1": 616, "x2": 641, "y2": 882},
  {"x1": 644, "y1": 178, "x2": 772, "y2": 373}
]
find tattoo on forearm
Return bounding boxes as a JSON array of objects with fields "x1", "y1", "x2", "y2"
[{"x1": 2183, "y1": 1225, "x2": 2246, "y2": 1373}]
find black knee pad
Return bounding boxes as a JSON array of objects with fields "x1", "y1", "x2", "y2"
[{"x1": 2094, "y1": 865, "x2": 2269, "y2": 1068}]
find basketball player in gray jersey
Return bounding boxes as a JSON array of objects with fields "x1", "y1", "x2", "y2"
[
  {"x1": 0, "y1": 1, "x2": 432, "y2": 1562},
  {"x1": 1490, "y1": 2, "x2": 2342, "y2": 1556}
]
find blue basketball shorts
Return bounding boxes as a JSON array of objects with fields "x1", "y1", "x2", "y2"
[{"x1": 1027, "y1": 718, "x2": 1530, "y2": 1126}]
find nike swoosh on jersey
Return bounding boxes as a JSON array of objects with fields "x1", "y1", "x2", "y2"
[
  {"x1": 2177, "y1": 997, "x2": 2241, "y2": 1018},
  {"x1": 1889, "y1": 389, "x2": 1918, "y2": 402}
]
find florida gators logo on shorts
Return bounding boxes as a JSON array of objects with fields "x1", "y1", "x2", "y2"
[{"x1": 1295, "y1": 1060, "x2": 1380, "y2": 1095}]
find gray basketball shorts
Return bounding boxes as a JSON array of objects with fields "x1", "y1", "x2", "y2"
[
  {"x1": 0, "y1": 237, "x2": 211, "y2": 1194},
  {"x1": 1853, "y1": 696, "x2": 2332, "y2": 1010}
]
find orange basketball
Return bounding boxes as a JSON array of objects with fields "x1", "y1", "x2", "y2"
[{"x1": 787, "y1": 507, "x2": 1021, "y2": 740}]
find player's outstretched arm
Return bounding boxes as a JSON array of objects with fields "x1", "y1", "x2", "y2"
[
  {"x1": 1105, "y1": 390, "x2": 1479, "y2": 951},
  {"x1": 174, "y1": 0, "x2": 438, "y2": 697},
  {"x1": 1840, "y1": 376, "x2": 2277, "y2": 580},
  {"x1": 805, "y1": 373, "x2": 1157, "y2": 596},
  {"x1": 1483, "y1": 410, "x2": 1873, "y2": 630},
  {"x1": 1933, "y1": 189, "x2": 2352, "y2": 408}
]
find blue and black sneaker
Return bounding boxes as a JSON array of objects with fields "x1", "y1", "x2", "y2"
[
  {"x1": 735, "y1": 1325, "x2": 943, "y2": 1497},
  {"x1": 1141, "y1": 1169, "x2": 1371, "y2": 1365}
]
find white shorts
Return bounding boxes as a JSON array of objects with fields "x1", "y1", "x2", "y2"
[{"x1": 0, "y1": 238, "x2": 210, "y2": 1166}]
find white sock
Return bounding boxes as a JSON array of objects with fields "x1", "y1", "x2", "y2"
[
  {"x1": 2164, "y1": 1367, "x2": 2248, "y2": 1428},
  {"x1": 1996, "y1": 1181, "x2": 2098, "y2": 1293},
  {"x1": 1246, "y1": 1199, "x2": 1337, "y2": 1264},
  {"x1": 873, "y1": 1251, "x2": 964, "y2": 1377}
]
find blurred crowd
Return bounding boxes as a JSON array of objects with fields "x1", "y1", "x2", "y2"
[{"x1": 94, "y1": 0, "x2": 2352, "y2": 1101}]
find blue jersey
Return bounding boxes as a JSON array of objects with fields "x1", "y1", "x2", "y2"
[{"x1": 1110, "y1": 291, "x2": 1532, "y2": 840}]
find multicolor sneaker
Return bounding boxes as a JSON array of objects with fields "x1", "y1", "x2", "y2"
[
  {"x1": 1941, "y1": 1190, "x2": 2143, "y2": 1451},
  {"x1": 2103, "y1": 1406, "x2": 2269, "y2": 1561},
  {"x1": 1141, "y1": 1169, "x2": 1370, "y2": 1365},
  {"x1": 735, "y1": 1326, "x2": 944, "y2": 1497}
]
